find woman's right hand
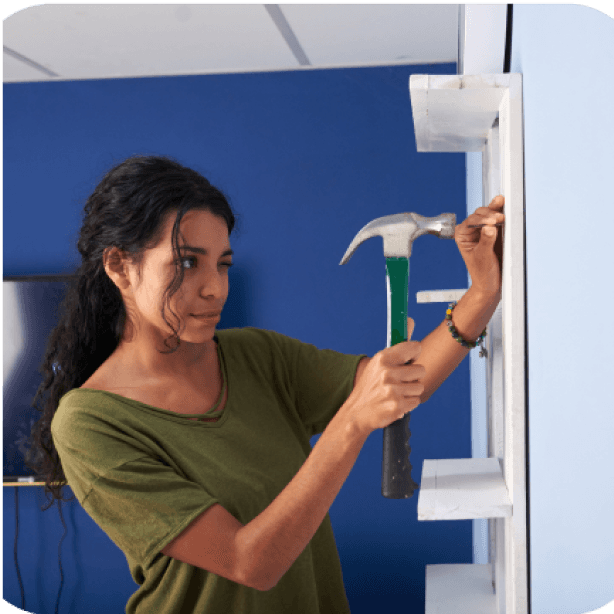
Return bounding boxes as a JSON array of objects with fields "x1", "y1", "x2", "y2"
[{"x1": 343, "y1": 317, "x2": 425, "y2": 438}]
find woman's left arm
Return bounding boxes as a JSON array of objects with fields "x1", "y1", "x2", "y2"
[
  {"x1": 354, "y1": 195, "x2": 505, "y2": 404},
  {"x1": 411, "y1": 286, "x2": 500, "y2": 403}
]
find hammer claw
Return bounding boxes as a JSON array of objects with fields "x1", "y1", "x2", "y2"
[{"x1": 340, "y1": 212, "x2": 456, "y2": 264}]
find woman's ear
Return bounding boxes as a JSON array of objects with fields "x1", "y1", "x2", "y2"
[{"x1": 103, "y1": 246, "x2": 131, "y2": 291}]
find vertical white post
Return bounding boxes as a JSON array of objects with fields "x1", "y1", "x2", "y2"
[
  {"x1": 499, "y1": 75, "x2": 528, "y2": 614},
  {"x1": 482, "y1": 122, "x2": 506, "y2": 610},
  {"x1": 409, "y1": 73, "x2": 527, "y2": 614}
]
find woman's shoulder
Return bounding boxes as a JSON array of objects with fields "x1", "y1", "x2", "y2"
[
  {"x1": 217, "y1": 326, "x2": 299, "y2": 345},
  {"x1": 52, "y1": 385, "x2": 118, "y2": 447},
  {"x1": 77, "y1": 352, "x2": 154, "y2": 398},
  {"x1": 216, "y1": 328, "x2": 307, "y2": 378},
  {"x1": 78, "y1": 347, "x2": 129, "y2": 392},
  {"x1": 79, "y1": 372, "x2": 111, "y2": 393}
]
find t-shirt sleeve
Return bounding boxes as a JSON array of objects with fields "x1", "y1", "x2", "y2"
[
  {"x1": 51, "y1": 399, "x2": 217, "y2": 573},
  {"x1": 288, "y1": 337, "x2": 367, "y2": 437}
]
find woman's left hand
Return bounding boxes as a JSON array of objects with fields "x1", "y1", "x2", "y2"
[{"x1": 454, "y1": 195, "x2": 505, "y2": 296}]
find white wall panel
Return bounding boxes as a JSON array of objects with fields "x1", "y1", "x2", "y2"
[{"x1": 511, "y1": 5, "x2": 614, "y2": 614}]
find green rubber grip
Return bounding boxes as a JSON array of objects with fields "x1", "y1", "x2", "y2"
[{"x1": 382, "y1": 257, "x2": 419, "y2": 499}]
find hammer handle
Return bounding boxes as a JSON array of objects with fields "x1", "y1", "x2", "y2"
[{"x1": 382, "y1": 258, "x2": 419, "y2": 499}]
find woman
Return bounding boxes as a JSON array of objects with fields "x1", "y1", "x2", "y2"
[{"x1": 27, "y1": 155, "x2": 505, "y2": 613}]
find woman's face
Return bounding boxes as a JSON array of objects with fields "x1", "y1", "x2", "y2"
[{"x1": 119, "y1": 208, "x2": 233, "y2": 346}]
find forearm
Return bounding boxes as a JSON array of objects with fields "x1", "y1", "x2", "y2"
[
  {"x1": 417, "y1": 286, "x2": 501, "y2": 403},
  {"x1": 236, "y1": 404, "x2": 366, "y2": 590}
]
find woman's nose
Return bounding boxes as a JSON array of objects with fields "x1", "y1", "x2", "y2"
[{"x1": 199, "y1": 269, "x2": 227, "y2": 298}]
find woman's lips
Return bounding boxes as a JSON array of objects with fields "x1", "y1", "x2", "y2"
[{"x1": 191, "y1": 312, "x2": 221, "y2": 321}]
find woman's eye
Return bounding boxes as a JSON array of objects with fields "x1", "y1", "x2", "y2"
[
  {"x1": 177, "y1": 258, "x2": 233, "y2": 270},
  {"x1": 179, "y1": 257, "x2": 197, "y2": 269}
]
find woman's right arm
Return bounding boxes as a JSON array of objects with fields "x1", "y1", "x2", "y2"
[{"x1": 161, "y1": 339, "x2": 425, "y2": 591}]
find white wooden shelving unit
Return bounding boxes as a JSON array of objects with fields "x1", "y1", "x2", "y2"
[{"x1": 410, "y1": 73, "x2": 527, "y2": 614}]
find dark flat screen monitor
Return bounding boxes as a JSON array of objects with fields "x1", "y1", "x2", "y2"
[{"x1": 3, "y1": 275, "x2": 75, "y2": 482}]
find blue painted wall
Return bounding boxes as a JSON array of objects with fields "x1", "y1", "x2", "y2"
[{"x1": 3, "y1": 62, "x2": 472, "y2": 614}]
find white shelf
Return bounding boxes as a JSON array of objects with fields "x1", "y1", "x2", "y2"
[
  {"x1": 409, "y1": 73, "x2": 515, "y2": 153},
  {"x1": 425, "y1": 564, "x2": 496, "y2": 614},
  {"x1": 416, "y1": 289, "x2": 468, "y2": 304},
  {"x1": 418, "y1": 458, "x2": 512, "y2": 521}
]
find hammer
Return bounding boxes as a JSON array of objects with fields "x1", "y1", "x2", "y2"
[{"x1": 340, "y1": 212, "x2": 456, "y2": 499}]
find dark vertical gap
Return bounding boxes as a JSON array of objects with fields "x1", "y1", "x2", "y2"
[
  {"x1": 503, "y1": 5, "x2": 513, "y2": 73},
  {"x1": 523, "y1": 144, "x2": 532, "y2": 614},
  {"x1": 504, "y1": 6, "x2": 532, "y2": 613}
]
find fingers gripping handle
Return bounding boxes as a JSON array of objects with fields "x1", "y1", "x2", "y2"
[{"x1": 382, "y1": 258, "x2": 419, "y2": 499}]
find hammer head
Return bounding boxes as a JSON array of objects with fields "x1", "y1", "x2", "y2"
[{"x1": 339, "y1": 212, "x2": 457, "y2": 264}]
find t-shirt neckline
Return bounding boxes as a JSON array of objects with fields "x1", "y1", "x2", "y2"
[{"x1": 68, "y1": 335, "x2": 230, "y2": 427}]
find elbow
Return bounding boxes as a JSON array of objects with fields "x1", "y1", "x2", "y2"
[
  {"x1": 242, "y1": 563, "x2": 280, "y2": 592},
  {"x1": 236, "y1": 538, "x2": 282, "y2": 592},
  {"x1": 253, "y1": 578, "x2": 278, "y2": 593}
]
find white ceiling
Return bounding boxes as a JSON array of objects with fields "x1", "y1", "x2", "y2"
[{"x1": 3, "y1": 4, "x2": 459, "y2": 83}]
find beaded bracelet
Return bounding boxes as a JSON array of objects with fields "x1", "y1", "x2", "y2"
[{"x1": 445, "y1": 301, "x2": 488, "y2": 358}]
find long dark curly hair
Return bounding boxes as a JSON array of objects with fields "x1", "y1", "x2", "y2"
[{"x1": 24, "y1": 155, "x2": 236, "y2": 511}]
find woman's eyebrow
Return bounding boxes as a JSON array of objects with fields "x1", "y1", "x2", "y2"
[{"x1": 179, "y1": 245, "x2": 234, "y2": 257}]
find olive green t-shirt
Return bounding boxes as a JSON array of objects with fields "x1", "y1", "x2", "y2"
[{"x1": 51, "y1": 327, "x2": 366, "y2": 614}]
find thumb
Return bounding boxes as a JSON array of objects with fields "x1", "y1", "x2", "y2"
[
  {"x1": 407, "y1": 317, "x2": 415, "y2": 340},
  {"x1": 482, "y1": 226, "x2": 497, "y2": 241}
]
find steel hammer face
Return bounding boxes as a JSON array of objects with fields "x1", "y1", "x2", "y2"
[{"x1": 339, "y1": 212, "x2": 456, "y2": 264}]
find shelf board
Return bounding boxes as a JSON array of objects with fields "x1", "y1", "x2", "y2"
[
  {"x1": 418, "y1": 458, "x2": 512, "y2": 521},
  {"x1": 409, "y1": 73, "x2": 514, "y2": 153},
  {"x1": 425, "y1": 564, "x2": 496, "y2": 614},
  {"x1": 416, "y1": 289, "x2": 468, "y2": 304}
]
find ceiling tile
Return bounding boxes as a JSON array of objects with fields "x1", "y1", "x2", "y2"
[
  {"x1": 3, "y1": 4, "x2": 299, "y2": 81},
  {"x1": 281, "y1": 4, "x2": 458, "y2": 66},
  {"x1": 3, "y1": 4, "x2": 459, "y2": 83}
]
